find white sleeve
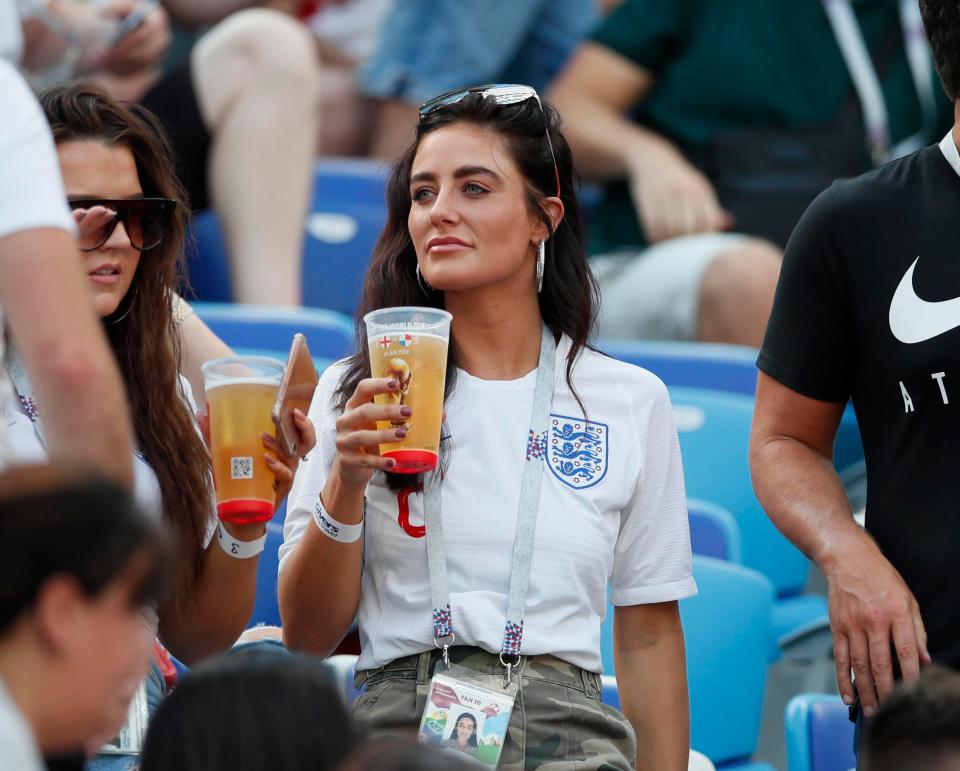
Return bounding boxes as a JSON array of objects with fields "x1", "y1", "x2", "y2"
[
  {"x1": 279, "y1": 362, "x2": 346, "y2": 572},
  {"x1": 0, "y1": 60, "x2": 75, "y2": 238},
  {"x1": 610, "y1": 377, "x2": 697, "y2": 606}
]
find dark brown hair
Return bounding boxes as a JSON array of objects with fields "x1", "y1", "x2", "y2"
[
  {"x1": 335, "y1": 91, "x2": 598, "y2": 489},
  {"x1": 920, "y1": 0, "x2": 960, "y2": 100},
  {"x1": 0, "y1": 465, "x2": 170, "y2": 635},
  {"x1": 40, "y1": 84, "x2": 211, "y2": 602},
  {"x1": 861, "y1": 665, "x2": 960, "y2": 771}
]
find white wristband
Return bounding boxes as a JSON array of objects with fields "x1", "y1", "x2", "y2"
[
  {"x1": 216, "y1": 523, "x2": 267, "y2": 559},
  {"x1": 312, "y1": 496, "x2": 363, "y2": 543}
]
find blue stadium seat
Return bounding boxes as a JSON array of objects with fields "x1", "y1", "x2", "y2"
[
  {"x1": 249, "y1": 519, "x2": 284, "y2": 628},
  {"x1": 598, "y1": 340, "x2": 864, "y2": 476},
  {"x1": 669, "y1": 387, "x2": 828, "y2": 650},
  {"x1": 186, "y1": 158, "x2": 387, "y2": 316},
  {"x1": 688, "y1": 498, "x2": 742, "y2": 562},
  {"x1": 785, "y1": 694, "x2": 856, "y2": 771},
  {"x1": 301, "y1": 158, "x2": 387, "y2": 315},
  {"x1": 326, "y1": 654, "x2": 362, "y2": 706},
  {"x1": 599, "y1": 340, "x2": 760, "y2": 396},
  {"x1": 191, "y1": 302, "x2": 355, "y2": 366},
  {"x1": 601, "y1": 557, "x2": 775, "y2": 769}
]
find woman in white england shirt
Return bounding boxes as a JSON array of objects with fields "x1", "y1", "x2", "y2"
[{"x1": 280, "y1": 87, "x2": 695, "y2": 771}]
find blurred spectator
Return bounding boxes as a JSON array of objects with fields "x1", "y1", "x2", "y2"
[
  {"x1": 359, "y1": 0, "x2": 598, "y2": 159},
  {"x1": 749, "y1": 0, "x2": 960, "y2": 747},
  {"x1": 337, "y1": 739, "x2": 480, "y2": 771},
  {"x1": 299, "y1": 0, "x2": 391, "y2": 156},
  {"x1": 0, "y1": 55, "x2": 133, "y2": 487},
  {"x1": 17, "y1": 0, "x2": 321, "y2": 306},
  {"x1": 139, "y1": 647, "x2": 360, "y2": 771},
  {"x1": 550, "y1": 0, "x2": 953, "y2": 345},
  {"x1": 860, "y1": 665, "x2": 960, "y2": 771},
  {"x1": 0, "y1": 466, "x2": 167, "y2": 770}
]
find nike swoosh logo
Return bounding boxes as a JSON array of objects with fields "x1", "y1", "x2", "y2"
[{"x1": 889, "y1": 257, "x2": 960, "y2": 344}]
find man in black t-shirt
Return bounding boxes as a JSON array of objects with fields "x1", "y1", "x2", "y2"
[{"x1": 749, "y1": 0, "x2": 960, "y2": 738}]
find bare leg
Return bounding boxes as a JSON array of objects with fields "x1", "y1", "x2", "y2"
[
  {"x1": 192, "y1": 9, "x2": 321, "y2": 305},
  {"x1": 317, "y1": 63, "x2": 376, "y2": 156},
  {"x1": 368, "y1": 99, "x2": 419, "y2": 161},
  {"x1": 696, "y1": 238, "x2": 782, "y2": 347}
]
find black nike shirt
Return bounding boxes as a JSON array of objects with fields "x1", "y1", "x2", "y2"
[{"x1": 759, "y1": 140, "x2": 960, "y2": 668}]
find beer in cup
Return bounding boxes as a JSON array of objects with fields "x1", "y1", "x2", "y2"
[
  {"x1": 202, "y1": 356, "x2": 284, "y2": 523},
  {"x1": 364, "y1": 307, "x2": 452, "y2": 473}
]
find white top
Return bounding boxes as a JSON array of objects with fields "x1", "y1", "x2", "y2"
[
  {"x1": 0, "y1": 60, "x2": 76, "y2": 459},
  {"x1": 940, "y1": 130, "x2": 960, "y2": 178},
  {"x1": 0, "y1": 0, "x2": 23, "y2": 64},
  {"x1": 5, "y1": 371, "x2": 215, "y2": 536},
  {"x1": 0, "y1": 677, "x2": 44, "y2": 771},
  {"x1": 283, "y1": 336, "x2": 696, "y2": 672},
  {"x1": 0, "y1": 59, "x2": 74, "y2": 239}
]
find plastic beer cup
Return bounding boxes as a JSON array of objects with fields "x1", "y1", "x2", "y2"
[
  {"x1": 202, "y1": 356, "x2": 285, "y2": 523},
  {"x1": 363, "y1": 307, "x2": 453, "y2": 473}
]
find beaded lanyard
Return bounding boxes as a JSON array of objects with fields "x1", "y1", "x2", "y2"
[{"x1": 423, "y1": 325, "x2": 555, "y2": 681}]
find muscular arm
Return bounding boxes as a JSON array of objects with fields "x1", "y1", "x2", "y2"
[
  {"x1": 749, "y1": 371, "x2": 856, "y2": 565},
  {"x1": 1, "y1": 228, "x2": 134, "y2": 489},
  {"x1": 548, "y1": 42, "x2": 666, "y2": 181},
  {"x1": 614, "y1": 601, "x2": 688, "y2": 771},
  {"x1": 549, "y1": 42, "x2": 730, "y2": 242},
  {"x1": 749, "y1": 372, "x2": 929, "y2": 712}
]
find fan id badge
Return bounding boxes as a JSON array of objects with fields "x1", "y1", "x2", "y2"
[
  {"x1": 98, "y1": 679, "x2": 149, "y2": 755},
  {"x1": 417, "y1": 326, "x2": 556, "y2": 768},
  {"x1": 417, "y1": 669, "x2": 517, "y2": 767}
]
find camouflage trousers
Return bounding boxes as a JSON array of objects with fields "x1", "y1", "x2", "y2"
[{"x1": 353, "y1": 647, "x2": 636, "y2": 770}]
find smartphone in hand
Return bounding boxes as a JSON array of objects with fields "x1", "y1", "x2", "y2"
[
  {"x1": 272, "y1": 334, "x2": 319, "y2": 458},
  {"x1": 110, "y1": 0, "x2": 159, "y2": 45}
]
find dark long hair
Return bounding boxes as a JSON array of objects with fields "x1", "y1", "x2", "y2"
[
  {"x1": 0, "y1": 465, "x2": 168, "y2": 636},
  {"x1": 140, "y1": 647, "x2": 360, "y2": 771},
  {"x1": 40, "y1": 84, "x2": 212, "y2": 602},
  {"x1": 450, "y1": 712, "x2": 479, "y2": 748},
  {"x1": 335, "y1": 91, "x2": 598, "y2": 488}
]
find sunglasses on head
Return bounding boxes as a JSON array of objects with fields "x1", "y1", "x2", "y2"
[
  {"x1": 418, "y1": 83, "x2": 561, "y2": 198},
  {"x1": 67, "y1": 197, "x2": 176, "y2": 253}
]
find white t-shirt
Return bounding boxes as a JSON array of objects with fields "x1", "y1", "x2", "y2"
[
  {"x1": 0, "y1": 59, "x2": 75, "y2": 457},
  {"x1": 282, "y1": 336, "x2": 696, "y2": 672},
  {"x1": 0, "y1": 59, "x2": 74, "y2": 239},
  {"x1": 0, "y1": 0, "x2": 23, "y2": 64},
  {"x1": 5, "y1": 370, "x2": 214, "y2": 531},
  {"x1": 0, "y1": 677, "x2": 44, "y2": 771}
]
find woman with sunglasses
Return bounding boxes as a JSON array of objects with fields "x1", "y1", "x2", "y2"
[
  {"x1": 281, "y1": 85, "x2": 695, "y2": 771},
  {"x1": 4, "y1": 82, "x2": 313, "y2": 766}
]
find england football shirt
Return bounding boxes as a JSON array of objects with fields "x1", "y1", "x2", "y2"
[{"x1": 284, "y1": 336, "x2": 696, "y2": 672}]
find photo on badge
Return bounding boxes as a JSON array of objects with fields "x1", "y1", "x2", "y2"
[{"x1": 418, "y1": 673, "x2": 515, "y2": 767}]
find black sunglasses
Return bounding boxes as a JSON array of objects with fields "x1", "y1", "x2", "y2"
[
  {"x1": 418, "y1": 83, "x2": 561, "y2": 198},
  {"x1": 67, "y1": 197, "x2": 176, "y2": 253}
]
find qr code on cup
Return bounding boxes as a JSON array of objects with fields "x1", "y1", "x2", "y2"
[{"x1": 231, "y1": 457, "x2": 254, "y2": 480}]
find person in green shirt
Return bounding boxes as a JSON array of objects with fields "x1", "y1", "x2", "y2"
[{"x1": 550, "y1": 0, "x2": 953, "y2": 346}]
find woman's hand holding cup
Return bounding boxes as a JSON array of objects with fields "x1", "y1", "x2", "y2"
[{"x1": 332, "y1": 377, "x2": 411, "y2": 487}]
